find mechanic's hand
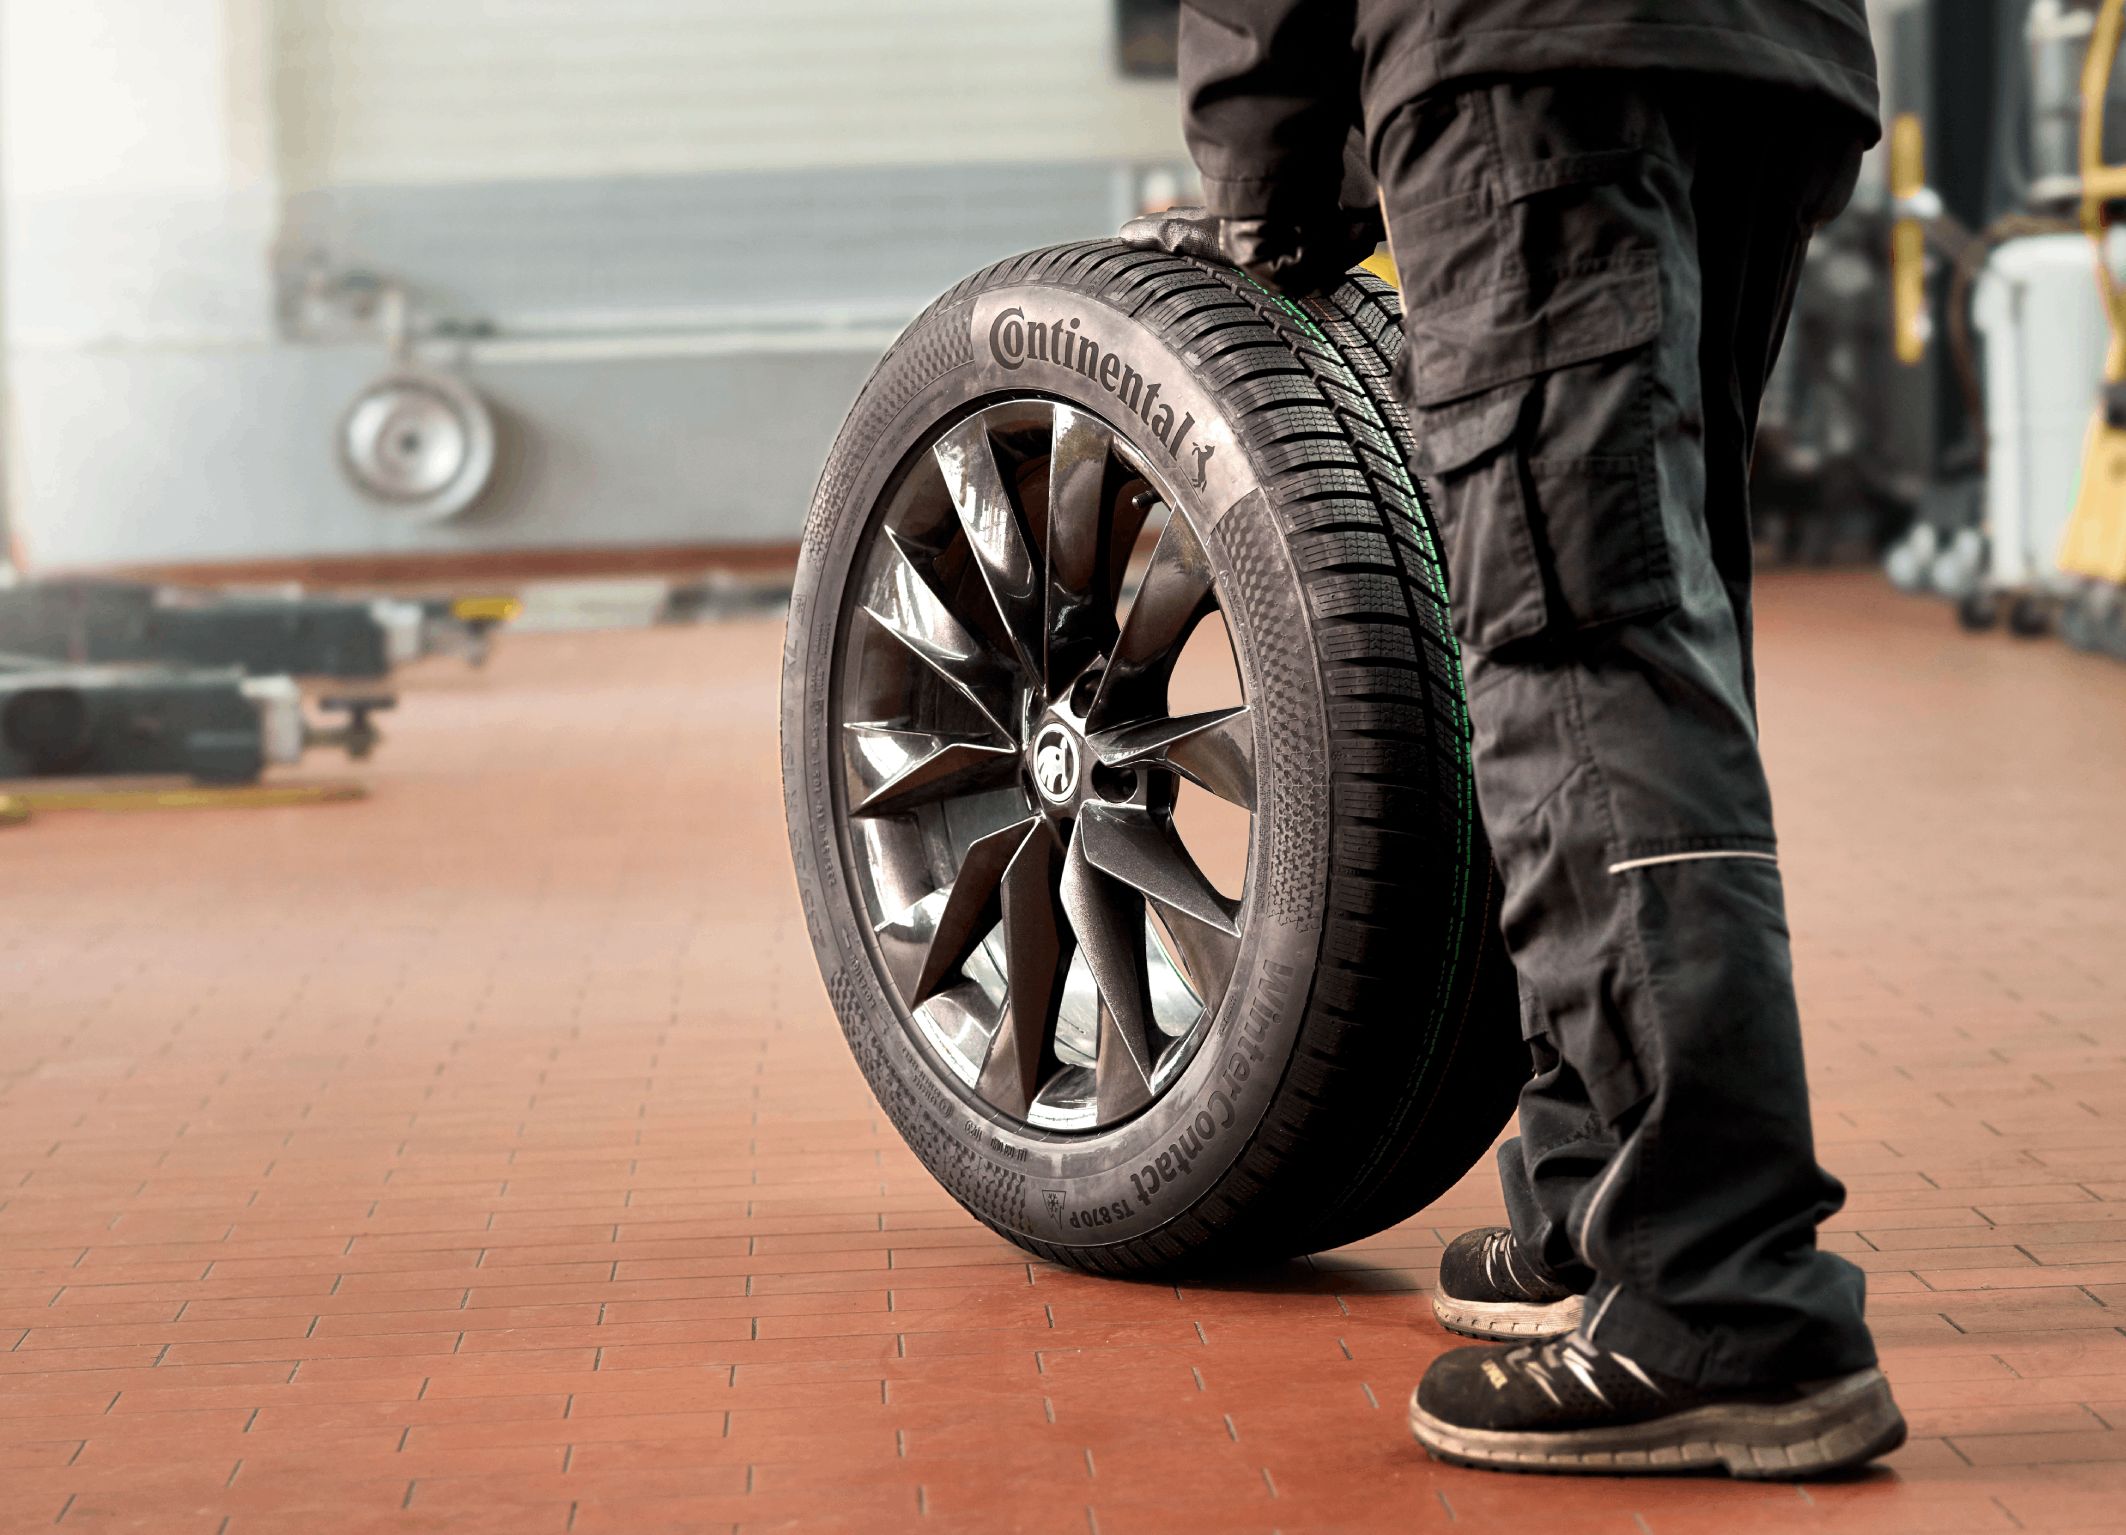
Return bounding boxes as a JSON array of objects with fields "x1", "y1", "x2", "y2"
[
  {"x1": 1119, "y1": 204, "x2": 1385, "y2": 299},
  {"x1": 1117, "y1": 205, "x2": 1227, "y2": 264},
  {"x1": 1227, "y1": 209, "x2": 1386, "y2": 297}
]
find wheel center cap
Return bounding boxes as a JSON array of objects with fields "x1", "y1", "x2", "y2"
[{"x1": 1031, "y1": 723, "x2": 1081, "y2": 806}]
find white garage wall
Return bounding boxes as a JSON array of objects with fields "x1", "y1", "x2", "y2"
[
  {"x1": 270, "y1": 0, "x2": 1186, "y2": 186},
  {"x1": 0, "y1": 0, "x2": 280, "y2": 345},
  {"x1": 2, "y1": 0, "x2": 270, "y2": 200}
]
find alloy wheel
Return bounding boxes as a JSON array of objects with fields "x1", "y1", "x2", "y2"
[{"x1": 835, "y1": 398, "x2": 1256, "y2": 1131}]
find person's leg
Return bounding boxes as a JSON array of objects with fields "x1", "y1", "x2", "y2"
[
  {"x1": 1494, "y1": 1031, "x2": 1605, "y2": 1293},
  {"x1": 1693, "y1": 126, "x2": 1784, "y2": 713},
  {"x1": 1375, "y1": 76, "x2": 1876, "y2": 1389},
  {"x1": 1432, "y1": 1021, "x2": 1602, "y2": 1341},
  {"x1": 1694, "y1": 109, "x2": 1864, "y2": 714}
]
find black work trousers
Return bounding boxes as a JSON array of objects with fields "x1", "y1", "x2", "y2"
[{"x1": 1375, "y1": 76, "x2": 1875, "y2": 1388}]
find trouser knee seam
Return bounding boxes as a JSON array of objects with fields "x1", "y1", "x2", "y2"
[{"x1": 1559, "y1": 660, "x2": 1671, "y2": 1103}]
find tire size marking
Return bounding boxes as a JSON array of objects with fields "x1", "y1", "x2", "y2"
[{"x1": 1065, "y1": 1199, "x2": 1134, "y2": 1230}]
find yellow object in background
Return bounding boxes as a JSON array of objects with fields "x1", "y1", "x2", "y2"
[
  {"x1": 2065, "y1": 417, "x2": 2126, "y2": 583},
  {"x1": 1888, "y1": 113, "x2": 1928, "y2": 366},
  {"x1": 452, "y1": 594, "x2": 522, "y2": 623},
  {"x1": 2062, "y1": 0, "x2": 2126, "y2": 588},
  {"x1": 1360, "y1": 247, "x2": 1398, "y2": 289},
  {"x1": 2, "y1": 781, "x2": 368, "y2": 814}
]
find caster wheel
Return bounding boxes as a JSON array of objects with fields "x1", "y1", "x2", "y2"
[
  {"x1": 1957, "y1": 591, "x2": 2000, "y2": 632},
  {"x1": 1883, "y1": 527, "x2": 1935, "y2": 593},
  {"x1": 781, "y1": 245, "x2": 1522, "y2": 1275},
  {"x1": 2006, "y1": 593, "x2": 2052, "y2": 638}
]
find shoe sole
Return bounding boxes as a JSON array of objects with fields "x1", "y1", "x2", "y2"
[
  {"x1": 1407, "y1": 1366, "x2": 1908, "y2": 1480},
  {"x1": 1431, "y1": 1292, "x2": 1583, "y2": 1342}
]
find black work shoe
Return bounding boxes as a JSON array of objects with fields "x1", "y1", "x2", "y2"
[
  {"x1": 1431, "y1": 1227, "x2": 1584, "y2": 1341},
  {"x1": 1408, "y1": 1334, "x2": 1907, "y2": 1479}
]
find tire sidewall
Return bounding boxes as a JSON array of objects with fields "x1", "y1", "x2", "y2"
[{"x1": 783, "y1": 277, "x2": 1332, "y2": 1256}]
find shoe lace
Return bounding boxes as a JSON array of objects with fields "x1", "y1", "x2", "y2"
[
  {"x1": 1481, "y1": 1227, "x2": 1545, "y2": 1294},
  {"x1": 1502, "y1": 1336, "x2": 1665, "y2": 1409},
  {"x1": 1479, "y1": 1228, "x2": 1515, "y2": 1290}
]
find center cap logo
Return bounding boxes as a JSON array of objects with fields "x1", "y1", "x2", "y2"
[{"x1": 1032, "y1": 725, "x2": 1079, "y2": 805}]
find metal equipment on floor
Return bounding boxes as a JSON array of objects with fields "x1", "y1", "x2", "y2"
[
  {"x1": 0, "y1": 579, "x2": 499, "y2": 680},
  {"x1": 1873, "y1": 0, "x2": 2126, "y2": 651},
  {"x1": 1966, "y1": 232, "x2": 2107, "y2": 631},
  {"x1": 1869, "y1": 0, "x2": 2031, "y2": 597},
  {"x1": 0, "y1": 635, "x2": 395, "y2": 786},
  {"x1": 1753, "y1": 205, "x2": 1918, "y2": 566}
]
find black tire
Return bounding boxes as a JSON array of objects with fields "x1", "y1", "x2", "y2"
[
  {"x1": 782, "y1": 241, "x2": 1522, "y2": 1276},
  {"x1": 1957, "y1": 591, "x2": 2000, "y2": 632}
]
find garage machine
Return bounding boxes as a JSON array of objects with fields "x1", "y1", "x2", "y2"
[
  {"x1": 0, "y1": 576, "x2": 510, "y2": 787},
  {"x1": 0, "y1": 578, "x2": 496, "y2": 680},
  {"x1": 0, "y1": 658, "x2": 378, "y2": 785},
  {"x1": 1876, "y1": 0, "x2": 2126, "y2": 652}
]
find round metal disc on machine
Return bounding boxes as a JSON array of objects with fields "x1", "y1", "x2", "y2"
[{"x1": 338, "y1": 368, "x2": 497, "y2": 522}]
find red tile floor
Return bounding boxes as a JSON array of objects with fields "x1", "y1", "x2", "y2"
[{"x1": 3, "y1": 570, "x2": 2125, "y2": 1534}]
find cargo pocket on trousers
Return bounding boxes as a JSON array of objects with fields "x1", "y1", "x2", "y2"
[
  {"x1": 1407, "y1": 384, "x2": 1548, "y2": 653},
  {"x1": 1402, "y1": 257, "x2": 1678, "y2": 654}
]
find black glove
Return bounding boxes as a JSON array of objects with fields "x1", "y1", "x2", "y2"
[
  {"x1": 1116, "y1": 205, "x2": 1228, "y2": 265},
  {"x1": 1118, "y1": 203, "x2": 1384, "y2": 298}
]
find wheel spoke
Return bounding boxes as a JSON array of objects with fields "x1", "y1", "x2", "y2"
[
  {"x1": 844, "y1": 724, "x2": 1021, "y2": 818},
  {"x1": 935, "y1": 416, "x2": 1044, "y2": 679},
  {"x1": 1075, "y1": 803, "x2": 1239, "y2": 938},
  {"x1": 1087, "y1": 706, "x2": 1255, "y2": 810},
  {"x1": 976, "y1": 828, "x2": 1070, "y2": 1116},
  {"x1": 844, "y1": 399, "x2": 1256, "y2": 1132},
  {"x1": 1059, "y1": 824, "x2": 1159, "y2": 1119},
  {"x1": 1093, "y1": 1001, "x2": 1157, "y2": 1119},
  {"x1": 916, "y1": 978, "x2": 1006, "y2": 1078},
  {"x1": 860, "y1": 532, "x2": 1017, "y2": 739},
  {"x1": 875, "y1": 818, "x2": 1037, "y2": 1004},
  {"x1": 1044, "y1": 405, "x2": 1116, "y2": 690},
  {"x1": 1149, "y1": 903, "x2": 1238, "y2": 1018},
  {"x1": 1086, "y1": 505, "x2": 1215, "y2": 731}
]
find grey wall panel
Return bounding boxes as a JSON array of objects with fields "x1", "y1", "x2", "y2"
[
  {"x1": 10, "y1": 159, "x2": 1174, "y2": 571},
  {"x1": 277, "y1": 162, "x2": 1141, "y2": 329},
  {"x1": 2, "y1": 1, "x2": 1196, "y2": 570},
  {"x1": 11, "y1": 342, "x2": 883, "y2": 569},
  {"x1": 269, "y1": 0, "x2": 1186, "y2": 186}
]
